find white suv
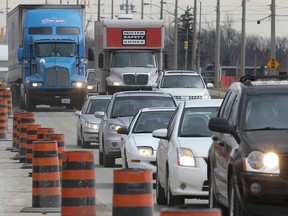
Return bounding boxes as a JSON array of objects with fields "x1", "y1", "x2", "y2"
[{"x1": 154, "y1": 70, "x2": 213, "y2": 103}]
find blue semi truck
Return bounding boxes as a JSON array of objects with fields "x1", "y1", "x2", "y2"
[{"x1": 7, "y1": 4, "x2": 93, "y2": 111}]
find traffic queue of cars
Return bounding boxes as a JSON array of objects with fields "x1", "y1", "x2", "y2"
[{"x1": 76, "y1": 72, "x2": 288, "y2": 215}]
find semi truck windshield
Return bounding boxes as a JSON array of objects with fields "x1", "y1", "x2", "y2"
[
  {"x1": 111, "y1": 52, "x2": 156, "y2": 68},
  {"x1": 35, "y1": 43, "x2": 77, "y2": 57}
]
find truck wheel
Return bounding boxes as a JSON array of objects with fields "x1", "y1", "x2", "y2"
[{"x1": 25, "y1": 93, "x2": 36, "y2": 112}]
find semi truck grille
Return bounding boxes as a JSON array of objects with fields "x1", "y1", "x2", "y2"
[
  {"x1": 47, "y1": 68, "x2": 69, "y2": 87},
  {"x1": 123, "y1": 74, "x2": 149, "y2": 85},
  {"x1": 280, "y1": 155, "x2": 288, "y2": 179}
]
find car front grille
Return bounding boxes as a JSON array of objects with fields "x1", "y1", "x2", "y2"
[
  {"x1": 47, "y1": 68, "x2": 69, "y2": 87},
  {"x1": 280, "y1": 155, "x2": 288, "y2": 179},
  {"x1": 123, "y1": 74, "x2": 149, "y2": 85},
  {"x1": 174, "y1": 95, "x2": 203, "y2": 100}
]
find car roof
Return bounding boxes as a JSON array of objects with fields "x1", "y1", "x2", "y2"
[
  {"x1": 88, "y1": 95, "x2": 112, "y2": 100},
  {"x1": 183, "y1": 99, "x2": 223, "y2": 108},
  {"x1": 113, "y1": 90, "x2": 174, "y2": 97},
  {"x1": 139, "y1": 107, "x2": 176, "y2": 113}
]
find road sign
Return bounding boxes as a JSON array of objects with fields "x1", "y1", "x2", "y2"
[{"x1": 267, "y1": 59, "x2": 279, "y2": 70}]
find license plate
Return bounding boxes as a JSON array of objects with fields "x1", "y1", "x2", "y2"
[{"x1": 61, "y1": 99, "x2": 70, "y2": 104}]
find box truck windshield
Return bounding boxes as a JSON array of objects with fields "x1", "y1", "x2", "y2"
[{"x1": 111, "y1": 51, "x2": 156, "y2": 68}]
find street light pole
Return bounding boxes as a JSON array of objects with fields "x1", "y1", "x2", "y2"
[
  {"x1": 173, "y1": 0, "x2": 178, "y2": 69},
  {"x1": 5, "y1": 0, "x2": 8, "y2": 44},
  {"x1": 126, "y1": 0, "x2": 129, "y2": 14},
  {"x1": 197, "y1": 1, "x2": 202, "y2": 73},
  {"x1": 111, "y1": 0, "x2": 114, "y2": 19}
]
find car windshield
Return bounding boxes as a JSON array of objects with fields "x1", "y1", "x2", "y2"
[
  {"x1": 132, "y1": 111, "x2": 174, "y2": 133},
  {"x1": 244, "y1": 95, "x2": 288, "y2": 130},
  {"x1": 34, "y1": 43, "x2": 77, "y2": 57},
  {"x1": 111, "y1": 96, "x2": 176, "y2": 118},
  {"x1": 111, "y1": 52, "x2": 156, "y2": 68},
  {"x1": 160, "y1": 75, "x2": 205, "y2": 88},
  {"x1": 86, "y1": 99, "x2": 110, "y2": 114},
  {"x1": 179, "y1": 107, "x2": 219, "y2": 137}
]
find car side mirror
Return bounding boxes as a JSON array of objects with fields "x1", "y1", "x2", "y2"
[
  {"x1": 152, "y1": 128, "x2": 168, "y2": 140},
  {"x1": 207, "y1": 83, "x2": 214, "y2": 89},
  {"x1": 74, "y1": 110, "x2": 82, "y2": 116},
  {"x1": 117, "y1": 127, "x2": 129, "y2": 135},
  {"x1": 94, "y1": 111, "x2": 105, "y2": 118}
]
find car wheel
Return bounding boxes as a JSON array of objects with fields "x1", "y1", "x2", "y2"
[
  {"x1": 81, "y1": 133, "x2": 90, "y2": 148},
  {"x1": 103, "y1": 150, "x2": 115, "y2": 167},
  {"x1": 229, "y1": 176, "x2": 247, "y2": 216},
  {"x1": 156, "y1": 167, "x2": 167, "y2": 205},
  {"x1": 166, "y1": 170, "x2": 184, "y2": 206}
]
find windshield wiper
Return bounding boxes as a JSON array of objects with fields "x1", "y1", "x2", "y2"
[{"x1": 244, "y1": 126, "x2": 279, "y2": 131}]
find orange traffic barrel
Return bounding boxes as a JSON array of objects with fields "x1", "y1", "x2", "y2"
[
  {"x1": 1, "y1": 90, "x2": 12, "y2": 117},
  {"x1": 0, "y1": 107, "x2": 7, "y2": 138},
  {"x1": 0, "y1": 85, "x2": 6, "y2": 92},
  {"x1": 43, "y1": 133, "x2": 65, "y2": 169},
  {"x1": 112, "y1": 169, "x2": 154, "y2": 216},
  {"x1": 37, "y1": 127, "x2": 54, "y2": 140},
  {"x1": 160, "y1": 207, "x2": 222, "y2": 216},
  {"x1": 32, "y1": 141, "x2": 61, "y2": 207},
  {"x1": 18, "y1": 112, "x2": 35, "y2": 162},
  {"x1": 6, "y1": 111, "x2": 21, "y2": 151},
  {"x1": 61, "y1": 150, "x2": 96, "y2": 216},
  {"x1": 0, "y1": 99, "x2": 8, "y2": 129},
  {"x1": 21, "y1": 141, "x2": 61, "y2": 213},
  {"x1": 21, "y1": 124, "x2": 42, "y2": 169}
]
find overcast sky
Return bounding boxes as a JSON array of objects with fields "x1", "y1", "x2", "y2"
[{"x1": 1, "y1": 0, "x2": 288, "y2": 38}]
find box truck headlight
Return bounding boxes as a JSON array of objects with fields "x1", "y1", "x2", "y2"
[
  {"x1": 72, "y1": 81, "x2": 85, "y2": 88},
  {"x1": 111, "y1": 82, "x2": 121, "y2": 86},
  {"x1": 30, "y1": 82, "x2": 43, "y2": 87}
]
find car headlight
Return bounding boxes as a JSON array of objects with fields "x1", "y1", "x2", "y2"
[
  {"x1": 30, "y1": 82, "x2": 43, "y2": 87},
  {"x1": 138, "y1": 146, "x2": 153, "y2": 156},
  {"x1": 244, "y1": 151, "x2": 279, "y2": 174},
  {"x1": 108, "y1": 123, "x2": 123, "y2": 133},
  {"x1": 72, "y1": 81, "x2": 85, "y2": 88},
  {"x1": 85, "y1": 122, "x2": 99, "y2": 131},
  {"x1": 202, "y1": 92, "x2": 211, "y2": 99},
  {"x1": 177, "y1": 148, "x2": 196, "y2": 167}
]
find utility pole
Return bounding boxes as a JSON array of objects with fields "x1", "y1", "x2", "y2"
[
  {"x1": 5, "y1": 0, "x2": 8, "y2": 44},
  {"x1": 160, "y1": 0, "x2": 164, "y2": 20},
  {"x1": 97, "y1": 0, "x2": 101, "y2": 21},
  {"x1": 197, "y1": 1, "x2": 202, "y2": 73},
  {"x1": 173, "y1": 0, "x2": 178, "y2": 69},
  {"x1": 271, "y1": 0, "x2": 276, "y2": 74},
  {"x1": 191, "y1": 0, "x2": 197, "y2": 71},
  {"x1": 111, "y1": 0, "x2": 114, "y2": 19},
  {"x1": 141, "y1": 0, "x2": 144, "y2": 19},
  {"x1": 214, "y1": 0, "x2": 220, "y2": 87},
  {"x1": 240, "y1": 0, "x2": 246, "y2": 77},
  {"x1": 126, "y1": 0, "x2": 129, "y2": 14}
]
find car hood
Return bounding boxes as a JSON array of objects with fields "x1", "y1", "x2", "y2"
[
  {"x1": 241, "y1": 130, "x2": 288, "y2": 153},
  {"x1": 131, "y1": 134, "x2": 159, "y2": 150},
  {"x1": 111, "y1": 116, "x2": 134, "y2": 127},
  {"x1": 160, "y1": 88, "x2": 209, "y2": 96},
  {"x1": 83, "y1": 114, "x2": 102, "y2": 124},
  {"x1": 177, "y1": 137, "x2": 212, "y2": 157}
]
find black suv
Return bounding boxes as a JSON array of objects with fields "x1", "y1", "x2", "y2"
[{"x1": 208, "y1": 75, "x2": 288, "y2": 216}]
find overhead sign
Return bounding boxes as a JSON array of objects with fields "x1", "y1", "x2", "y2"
[{"x1": 267, "y1": 59, "x2": 279, "y2": 70}]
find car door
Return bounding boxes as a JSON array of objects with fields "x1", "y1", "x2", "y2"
[
  {"x1": 212, "y1": 91, "x2": 238, "y2": 199},
  {"x1": 157, "y1": 106, "x2": 179, "y2": 186}
]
